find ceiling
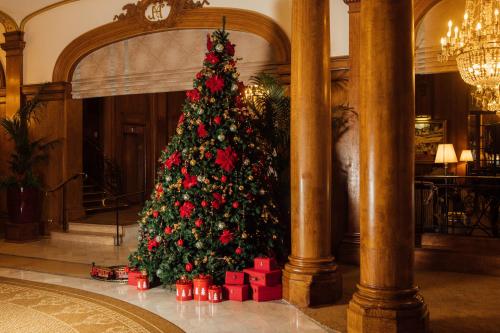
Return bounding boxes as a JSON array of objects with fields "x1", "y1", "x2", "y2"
[{"x1": 0, "y1": 0, "x2": 75, "y2": 25}]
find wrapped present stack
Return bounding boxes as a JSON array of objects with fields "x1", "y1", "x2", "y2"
[
  {"x1": 244, "y1": 257, "x2": 282, "y2": 302},
  {"x1": 223, "y1": 271, "x2": 249, "y2": 301}
]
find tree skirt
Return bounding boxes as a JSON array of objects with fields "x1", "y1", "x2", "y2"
[{"x1": 0, "y1": 277, "x2": 184, "y2": 333}]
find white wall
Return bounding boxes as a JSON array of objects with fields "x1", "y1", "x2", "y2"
[{"x1": 22, "y1": 0, "x2": 349, "y2": 84}]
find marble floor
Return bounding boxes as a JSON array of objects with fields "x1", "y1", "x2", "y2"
[
  {"x1": 0, "y1": 238, "x2": 135, "y2": 266},
  {"x1": 0, "y1": 267, "x2": 334, "y2": 333}
]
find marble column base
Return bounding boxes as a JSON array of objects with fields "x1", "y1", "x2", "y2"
[
  {"x1": 282, "y1": 256, "x2": 342, "y2": 307},
  {"x1": 347, "y1": 284, "x2": 429, "y2": 333}
]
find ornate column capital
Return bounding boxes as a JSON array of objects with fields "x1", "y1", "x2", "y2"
[{"x1": 1, "y1": 31, "x2": 25, "y2": 56}]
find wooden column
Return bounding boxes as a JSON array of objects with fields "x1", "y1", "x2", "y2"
[
  {"x1": 283, "y1": 0, "x2": 342, "y2": 307},
  {"x1": 1, "y1": 31, "x2": 25, "y2": 117},
  {"x1": 347, "y1": 1, "x2": 429, "y2": 332}
]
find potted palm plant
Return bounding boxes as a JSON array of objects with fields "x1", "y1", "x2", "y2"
[{"x1": 0, "y1": 92, "x2": 55, "y2": 241}]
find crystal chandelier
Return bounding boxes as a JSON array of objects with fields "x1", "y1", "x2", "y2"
[{"x1": 439, "y1": 0, "x2": 500, "y2": 112}]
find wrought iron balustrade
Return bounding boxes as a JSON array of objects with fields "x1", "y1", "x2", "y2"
[{"x1": 415, "y1": 176, "x2": 499, "y2": 241}]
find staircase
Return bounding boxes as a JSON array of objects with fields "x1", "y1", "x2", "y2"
[
  {"x1": 83, "y1": 178, "x2": 128, "y2": 215},
  {"x1": 51, "y1": 222, "x2": 138, "y2": 246}
]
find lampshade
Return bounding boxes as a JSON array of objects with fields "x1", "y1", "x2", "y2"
[
  {"x1": 459, "y1": 149, "x2": 474, "y2": 162},
  {"x1": 435, "y1": 144, "x2": 458, "y2": 164}
]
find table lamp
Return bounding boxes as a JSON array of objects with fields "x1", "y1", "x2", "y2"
[
  {"x1": 435, "y1": 143, "x2": 458, "y2": 176},
  {"x1": 460, "y1": 149, "x2": 474, "y2": 175}
]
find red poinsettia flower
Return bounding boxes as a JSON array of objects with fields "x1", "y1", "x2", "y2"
[
  {"x1": 147, "y1": 239, "x2": 159, "y2": 251},
  {"x1": 165, "y1": 151, "x2": 181, "y2": 170},
  {"x1": 206, "y1": 34, "x2": 213, "y2": 51},
  {"x1": 197, "y1": 123, "x2": 208, "y2": 138},
  {"x1": 211, "y1": 200, "x2": 220, "y2": 209},
  {"x1": 180, "y1": 201, "x2": 195, "y2": 218},
  {"x1": 204, "y1": 151, "x2": 213, "y2": 159},
  {"x1": 225, "y1": 41, "x2": 235, "y2": 56},
  {"x1": 213, "y1": 116, "x2": 222, "y2": 125},
  {"x1": 219, "y1": 230, "x2": 233, "y2": 245},
  {"x1": 178, "y1": 113, "x2": 185, "y2": 125},
  {"x1": 215, "y1": 146, "x2": 238, "y2": 173},
  {"x1": 212, "y1": 192, "x2": 225, "y2": 204},
  {"x1": 186, "y1": 89, "x2": 201, "y2": 102},
  {"x1": 206, "y1": 75, "x2": 224, "y2": 94},
  {"x1": 164, "y1": 226, "x2": 172, "y2": 234},
  {"x1": 182, "y1": 173, "x2": 198, "y2": 189},
  {"x1": 205, "y1": 52, "x2": 219, "y2": 65}
]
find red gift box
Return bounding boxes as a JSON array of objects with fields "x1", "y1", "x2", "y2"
[
  {"x1": 225, "y1": 271, "x2": 246, "y2": 285},
  {"x1": 208, "y1": 285, "x2": 223, "y2": 303},
  {"x1": 243, "y1": 268, "x2": 282, "y2": 287},
  {"x1": 176, "y1": 279, "x2": 193, "y2": 301},
  {"x1": 223, "y1": 284, "x2": 249, "y2": 302},
  {"x1": 193, "y1": 275, "x2": 212, "y2": 301},
  {"x1": 251, "y1": 284, "x2": 282, "y2": 302},
  {"x1": 128, "y1": 270, "x2": 143, "y2": 286},
  {"x1": 254, "y1": 257, "x2": 277, "y2": 271},
  {"x1": 136, "y1": 275, "x2": 149, "y2": 291}
]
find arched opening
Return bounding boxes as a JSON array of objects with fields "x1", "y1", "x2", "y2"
[{"x1": 52, "y1": 7, "x2": 290, "y2": 221}]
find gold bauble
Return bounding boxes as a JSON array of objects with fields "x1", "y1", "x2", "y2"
[
  {"x1": 190, "y1": 159, "x2": 197, "y2": 166},
  {"x1": 176, "y1": 128, "x2": 184, "y2": 135}
]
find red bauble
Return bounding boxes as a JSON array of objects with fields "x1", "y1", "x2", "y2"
[
  {"x1": 185, "y1": 262, "x2": 193, "y2": 272},
  {"x1": 214, "y1": 116, "x2": 222, "y2": 125},
  {"x1": 201, "y1": 200, "x2": 208, "y2": 208},
  {"x1": 177, "y1": 239, "x2": 184, "y2": 247},
  {"x1": 153, "y1": 210, "x2": 159, "y2": 218},
  {"x1": 205, "y1": 52, "x2": 219, "y2": 65},
  {"x1": 235, "y1": 247, "x2": 243, "y2": 255},
  {"x1": 232, "y1": 201, "x2": 239, "y2": 209},
  {"x1": 221, "y1": 175, "x2": 227, "y2": 183},
  {"x1": 205, "y1": 152, "x2": 213, "y2": 159},
  {"x1": 174, "y1": 201, "x2": 181, "y2": 207},
  {"x1": 246, "y1": 127, "x2": 253, "y2": 135},
  {"x1": 181, "y1": 167, "x2": 188, "y2": 175},
  {"x1": 195, "y1": 219, "x2": 203, "y2": 228},
  {"x1": 165, "y1": 226, "x2": 173, "y2": 235}
]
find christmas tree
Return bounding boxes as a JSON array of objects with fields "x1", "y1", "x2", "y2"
[{"x1": 129, "y1": 25, "x2": 283, "y2": 285}]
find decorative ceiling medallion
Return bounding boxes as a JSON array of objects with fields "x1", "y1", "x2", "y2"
[{"x1": 114, "y1": 0, "x2": 209, "y2": 29}]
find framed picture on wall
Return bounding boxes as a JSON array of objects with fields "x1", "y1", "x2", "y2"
[{"x1": 415, "y1": 119, "x2": 447, "y2": 163}]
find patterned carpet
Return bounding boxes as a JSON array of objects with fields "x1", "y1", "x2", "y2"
[{"x1": 0, "y1": 277, "x2": 184, "y2": 333}]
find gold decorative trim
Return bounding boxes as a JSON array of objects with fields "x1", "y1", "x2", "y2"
[
  {"x1": 53, "y1": 6, "x2": 290, "y2": 82},
  {"x1": 0, "y1": 11, "x2": 19, "y2": 32},
  {"x1": 20, "y1": 0, "x2": 80, "y2": 31}
]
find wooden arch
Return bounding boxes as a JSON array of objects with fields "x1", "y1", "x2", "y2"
[
  {"x1": 415, "y1": 0, "x2": 443, "y2": 26},
  {"x1": 52, "y1": 4, "x2": 291, "y2": 82}
]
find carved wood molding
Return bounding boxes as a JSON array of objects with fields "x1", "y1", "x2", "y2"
[
  {"x1": 0, "y1": 10, "x2": 19, "y2": 32},
  {"x1": 53, "y1": 1, "x2": 290, "y2": 82},
  {"x1": 53, "y1": 0, "x2": 289, "y2": 83}
]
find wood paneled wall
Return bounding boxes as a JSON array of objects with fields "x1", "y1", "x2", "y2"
[
  {"x1": 416, "y1": 72, "x2": 470, "y2": 175},
  {"x1": 84, "y1": 92, "x2": 185, "y2": 196}
]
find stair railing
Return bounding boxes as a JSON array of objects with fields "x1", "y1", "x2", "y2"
[
  {"x1": 102, "y1": 191, "x2": 145, "y2": 246},
  {"x1": 45, "y1": 173, "x2": 87, "y2": 232},
  {"x1": 83, "y1": 136, "x2": 123, "y2": 195}
]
